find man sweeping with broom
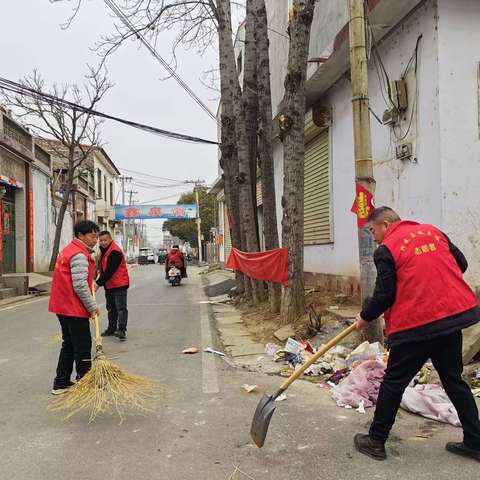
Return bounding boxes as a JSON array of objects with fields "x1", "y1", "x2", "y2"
[
  {"x1": 49, "y1": 225, "x2": 157, "y2": 422},
  {"x1": 354, "y1": 207, "x2": 480, "y2": 462},
  {"x1": 49, "y1": 220, "x2": 100, "y2": 395}
]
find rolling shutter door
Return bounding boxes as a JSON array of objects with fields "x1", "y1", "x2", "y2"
[{"x1": 304, "y1": 129, "x2": 331, "y2": 245}]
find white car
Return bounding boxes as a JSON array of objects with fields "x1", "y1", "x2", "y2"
[{"x1": 138, "y1": 248, "x2": 156, "y2": 264}]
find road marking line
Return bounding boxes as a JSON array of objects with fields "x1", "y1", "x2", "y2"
[
  {"x1": 200, "y1": 303, "x2": 219, "y2": 394},
  {"x1": 0, "y1": 297, "x2": 47, "y2": 312}
]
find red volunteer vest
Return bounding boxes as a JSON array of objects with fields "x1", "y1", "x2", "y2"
[
  {"x1": 101, "y1": 242, "x2": 129, "y2": 290},
  {"x1": 382, "y1": 221, "x2": 478, "y2": 335},
  {"x1": 48, "y1": 239, "x2": 95, "y2": 318}
]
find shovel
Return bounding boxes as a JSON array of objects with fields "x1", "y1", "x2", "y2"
[{"x1": 250, "y1": 323, "x2": 357, "y2": 447}]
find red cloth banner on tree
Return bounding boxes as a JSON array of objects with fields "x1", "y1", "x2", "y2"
[
  {"x1": 225, "y1": 247, "x2": 289, "y2": 286},
  {"x1": 351, "y1": 183, "x2": 374, "y2": 229}
]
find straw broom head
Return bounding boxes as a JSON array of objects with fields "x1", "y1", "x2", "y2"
[{"x1": 49, "y1": 345, "x2": 161, "y2": 422}]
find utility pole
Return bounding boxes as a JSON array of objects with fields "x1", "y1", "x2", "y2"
[
  {"x1": 185, "y1": 179, "x2": 205, "y2": 263},
  {"x1": 125, "y1": 189, "x2": 138, "y2": 258},
  {"x1": 349, "y1": 0, "x2": 383, "y2": 343},
  {"x1": 119, "y1": 176, "x2": 132, "y2": 252}
]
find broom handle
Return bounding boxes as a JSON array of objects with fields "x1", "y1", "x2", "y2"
[
  {"x1": 278, "y1": 323, "x2": 357, "y2": 392},
  {"x1": 91, "y1": 279, "x2": 102, "y2": 348}
]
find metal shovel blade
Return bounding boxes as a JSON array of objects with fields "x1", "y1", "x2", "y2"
[{"x1": 250, "y1": 394, "x2": 277, "y2": 448}]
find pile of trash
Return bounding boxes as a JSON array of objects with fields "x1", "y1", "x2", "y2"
[{"x1": 264, "y1": 337, "x2": 470, "y2": 427}]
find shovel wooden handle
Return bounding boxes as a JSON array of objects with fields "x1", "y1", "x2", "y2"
[{"x1": 278, "y1": 323, "x2": 357, "y2": 392}]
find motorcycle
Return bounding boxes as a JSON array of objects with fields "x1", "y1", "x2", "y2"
[{"x1": 168, "y1": 266, "x2": 182, "y2": 286}]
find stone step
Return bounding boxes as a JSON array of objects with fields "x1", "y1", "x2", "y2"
[{"x1": 0, "y1": 288, "x2": 16, "y2": 300}]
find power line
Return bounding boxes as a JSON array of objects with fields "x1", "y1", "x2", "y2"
[
  {"x1": 0, "y1": 76, "x2": 218, "y2": 145},
  {"x1": 118, "y1": 167, "x2": 186, "y2": 183},
  {"x1": 103, "y1": 0, "x2": 218, "y2": 124}
]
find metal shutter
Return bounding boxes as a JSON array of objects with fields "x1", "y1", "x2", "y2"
[{"x1": 304, "y1": 129, "x2": 331, "y2": 245}]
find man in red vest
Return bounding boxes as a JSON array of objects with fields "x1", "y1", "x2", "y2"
[
  {"x1": 49, "y1": 220, "x2": 100, "y2": 395},
  {"x1": 354, "y1": 207, "x2": 480, "y2": 462},
  {"x1": 96, "y1": 231, "x2": 130, "y2": 341}
]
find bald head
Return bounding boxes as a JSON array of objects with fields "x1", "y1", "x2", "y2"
[{"x1": 367, "y1": 206, "x2": 401, "y2": 224}]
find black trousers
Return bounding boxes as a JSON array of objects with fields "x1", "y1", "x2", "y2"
[
  {"x1": 54, "y1": 315, "x2": 92, "y2": 389},
  {"x1": 370, "y1": 331, "x2": 480, "y2": 449},
  {"x1": 105, "y1": 289, "x2": 128, "y2": 332}
]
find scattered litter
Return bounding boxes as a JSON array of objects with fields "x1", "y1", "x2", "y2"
[
  {"x1": 242, "y1": 384, "x2": 258, "y2": 393},
  {"x1": 413, "y1": 365, "x2": 432, "y2": 385},
  {"x1": 346, "y1": 341, "x2": 384, "y2": 368},
  {"x1": 356, "y1": 400, "x2": 366, "y2": 414},
  {"x1": 265, "y1": 343, "x2": 281, "y2": 356},
  {"x1": 204, "y1": 347, "x2": 225, "y2": 356},
  {"x1": 275, "y1": 393, "x2": 287, "y2": 402},
  {"x1": 305, "y1": 361, "x2": 332, "y2": 376},
  {"x1": 400, "y1": 384, "x2": 461, "y2": 427},
  {"x1": 227, "y1": 464, "x2": 256, "y2": 480},
  {"x1": 182, "y1": 347, "x2": 199, "y2": 354},
  {"x1": 326, "y1": 368, "x2": 349, "y2": 385},
  {"x1": 331, "y1": 360, "x2": 386, "y2": 408},
  {"x1": 284, "y1": 337, "x2": 303, "y2": 355}
]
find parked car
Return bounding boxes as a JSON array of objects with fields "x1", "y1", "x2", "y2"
[{"x1": 138, "y1": 247, "x2": 156, "y2": 265}]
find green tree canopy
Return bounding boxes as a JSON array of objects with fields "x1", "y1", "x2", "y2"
[{"x1": 163, "y1": 187, "x2": 216, "y2": 247}]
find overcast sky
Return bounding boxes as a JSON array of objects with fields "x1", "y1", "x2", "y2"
[{"x1": 1, "y1": 0, "x2": 232, "y2": 242}]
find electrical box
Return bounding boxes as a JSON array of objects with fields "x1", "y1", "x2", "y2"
[
  {"x1": 382, "y1": 108, "x2": 399, "y2": 126},
  {"x1": 396, "y1": 143, "x2": 412, "y2": 161},
  {"x1": 390, "y1": 80, "x2": 408, "y2": 111}
]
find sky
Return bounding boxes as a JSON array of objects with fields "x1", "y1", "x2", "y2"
[{"x1": 1, "y1": 0, "x2": 230, "y2": 243}]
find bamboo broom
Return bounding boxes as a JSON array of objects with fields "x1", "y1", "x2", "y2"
[{"x1": 50, "y1": 281, "x2": 159, "y2": 422}]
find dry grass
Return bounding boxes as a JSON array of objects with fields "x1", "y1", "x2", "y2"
[{"x1": 49, "y1": 347, "x2": 160, "y2": 423}]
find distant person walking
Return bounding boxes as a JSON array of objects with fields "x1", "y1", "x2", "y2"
[
  {"x1": 48, "y1": 221, "x2": 100, "y2": 395},
  {"x1": 96, "y1": 231, "x2": 130, "y2": 341}
]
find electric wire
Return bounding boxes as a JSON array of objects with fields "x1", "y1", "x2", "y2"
[
  {"x1": 0, "y1": 76, "x2": 218, "y2": 145},
  {"x1": 103, "y1": 0, "x2": 218, "y2": 123}
]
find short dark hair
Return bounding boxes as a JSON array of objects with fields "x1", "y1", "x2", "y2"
[
  {"x1": 367, "y1": 206, "x2": 401, "y2": 224},
  {"x1": 99, "y1": 230, "x2": 112, "y2": 238},
  {"x1": 172, "y1": 245, "x2": 179, "y2": 249},
  {"x1": 74, "y1": 220, "x2": 100, "y2": 238}
]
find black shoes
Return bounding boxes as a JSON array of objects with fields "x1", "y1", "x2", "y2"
[
  {"x1": 115, "y1": 330, "x2": 126, "y2": 341},
  {"x1": 354, "y1": 434, "x2": 387, "y2": 461},
  {"x1": 51, "y1": 381, "x2": 75, "y2": 395},
  {"x1": 101, "y1": 329, "x2": 116, "y2": 337},
  {"x1": 446, "y1": 442, "x2": 480, "y2": 462}
]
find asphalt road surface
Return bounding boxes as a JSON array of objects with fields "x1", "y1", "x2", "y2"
[{"x1": 0, "y1": 266, "x2": 478, "y2": 480}]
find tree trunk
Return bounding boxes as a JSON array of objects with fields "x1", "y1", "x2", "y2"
[
  {"x1": 279, "y1": 0, "x2": 316, "y2": 324},
  {"x1": 217, "y1": 0, "x2": 262, "y2": 305},
  {"x1": 254, "y1": 0, "x2": 281, "y2": 313},
  {"x1": 244, "y1": 0, "x2": 266, "y2": 303},
  {"x1": 48, "y1": 166, "x2": 75, "y2": 271},
  {"x1": 217, "y1": 2, "x2": 245, "y2": 297}
]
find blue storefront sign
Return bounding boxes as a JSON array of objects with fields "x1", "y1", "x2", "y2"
[{"x1": 114, "y1": 204, "x2": 197, "y2": 220}]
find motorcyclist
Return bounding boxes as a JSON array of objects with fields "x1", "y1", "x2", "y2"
[{"x1": 165, "y1": 245, "x2": 187, "y2": 279}]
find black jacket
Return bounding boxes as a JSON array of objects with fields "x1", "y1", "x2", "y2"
[
  {"x1": 96, "y1": 245, "x2": 128, "y2": 292},
  {"x1": 360, "y1": 233, "x2": 479, "y2": 346}
]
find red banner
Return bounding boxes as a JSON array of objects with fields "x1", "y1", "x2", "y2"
[
  {"x1": 226, "y1": 247, "x2": 289, "y2": 286},
  {"x1": 351, "y1": 183, "x2": 374, "y2": 229}
]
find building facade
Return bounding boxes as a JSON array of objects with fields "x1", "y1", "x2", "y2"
[{"x1": 213, "y1": 0, "x2": 480, "y2": 295}]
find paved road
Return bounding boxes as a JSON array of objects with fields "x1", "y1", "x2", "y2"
[{"x1": 0, "y1": 266, "x2": 478, "y2": 480}]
